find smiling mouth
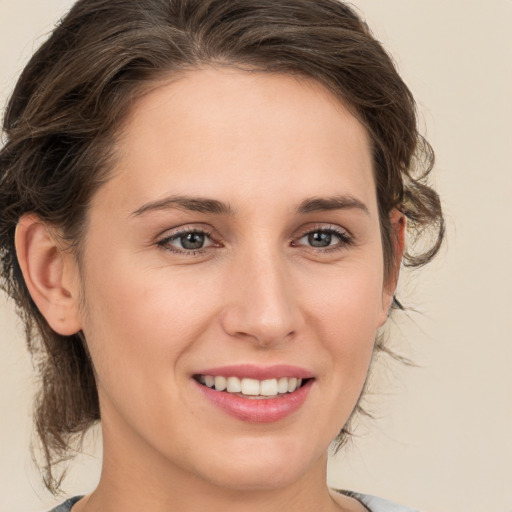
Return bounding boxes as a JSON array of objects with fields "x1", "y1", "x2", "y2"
[{"x1": 194, "y1": 375, "x2": 311, "y2": 399}]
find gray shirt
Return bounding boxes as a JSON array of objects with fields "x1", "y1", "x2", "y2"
[{"x1": 47, "y1": 492, "x2": 420, "y2": 512}]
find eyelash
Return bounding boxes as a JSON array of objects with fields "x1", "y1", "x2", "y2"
[
  {"x1": 156, "y1": 227, "x2": 217, "y2": 257},
  {"x1": 156, "y1": 225, "x2": 354, "y2": 257},
  {"x1": 293, "y1": 225, "x2": 354, "y2": 253}
]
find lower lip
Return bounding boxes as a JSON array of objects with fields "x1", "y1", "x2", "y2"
[{"x1": 194, "y1": 379, "x2": 313, "y2": 423}]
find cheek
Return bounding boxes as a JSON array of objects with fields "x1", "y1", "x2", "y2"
[
  {"x1": 79, "y1": 254, "x2": 223, "y2": 378},
  {"x1": 77, "y1": 263, "x2": 213, "y2": 437},
  {"x1": 311, "y1": 265, "x2": 385, "y2": 370},
  {"x1": 315, "y1": 261, "x2": 386, "y2": 325}
]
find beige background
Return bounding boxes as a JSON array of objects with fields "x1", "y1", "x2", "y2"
[{"x1": 1, "y1": 1, "x2": 511, "y2": 511}]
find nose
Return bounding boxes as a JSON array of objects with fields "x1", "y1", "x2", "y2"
[{"x1": 220, "y1": 246, "x2": 304, "y2": 347}]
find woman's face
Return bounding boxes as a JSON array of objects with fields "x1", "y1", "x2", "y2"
[{"x1": 72, "y1": 68, "x2": 396, "y2": 491}]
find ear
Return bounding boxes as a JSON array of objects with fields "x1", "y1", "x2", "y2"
[
  {"x1": 15, "y1": 214, "x2": 82, "y2": 335},
  {"x1": 380, "y1": 209, "x2": 406, "y2": 321}
]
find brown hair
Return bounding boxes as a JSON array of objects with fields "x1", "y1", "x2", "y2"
[{"x1": 0, "y1": 0, "x2": 444, "y2": 493}]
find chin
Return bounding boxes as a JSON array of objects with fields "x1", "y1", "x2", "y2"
[
  {"x1": 204, "y1": 463, "x2": 308, "y2": 492},
  {"x1": 189, "y1": 436, "x2": 323, "y2": 492}
]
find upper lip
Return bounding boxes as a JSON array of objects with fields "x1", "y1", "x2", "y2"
[{"x1": 193, "y1": 364, "x2": 314, "y2": 380}]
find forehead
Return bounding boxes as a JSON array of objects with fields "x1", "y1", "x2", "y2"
[{"x1": 99, "y1": 67, "x2": 376, "y2": 216}]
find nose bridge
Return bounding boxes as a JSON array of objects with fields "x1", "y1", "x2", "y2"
[{"x1": 221, "y1": 240, "x2": 301, "y2": 346}]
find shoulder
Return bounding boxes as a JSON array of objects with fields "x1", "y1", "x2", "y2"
[
  {"x1": 336, "y1": 490, "x2": 421, "y2": 512},
  {"x1": 46, "y1": 496, "x2": 83, "y2": 512}
]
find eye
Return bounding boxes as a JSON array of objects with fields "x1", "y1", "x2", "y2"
[
  {"x1": 157, "y1": 228, "x2": 216, "y2": 254},
  {"x1": 295, "y1": 226, "x2": 353, "y2": 251}
]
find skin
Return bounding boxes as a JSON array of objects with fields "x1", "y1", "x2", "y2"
[{"x1": 16, "y1": 68, "x2": 404, "y2": 512}]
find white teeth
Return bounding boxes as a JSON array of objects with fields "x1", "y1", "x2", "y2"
[
  {"x1": 199, "y1": 375, "x2": 306, "y2": 396},
  {"x1": 226, "y1": 376, "x2": 242, "y2": 393},
  {"x1": 277, "y1": 377, "x2": 289, "y2": 394},
  {"x1": 287, "y1": 377, "x2": 298, "y2": 392},
  {"x1": 261, "y1": 379, "x2": 278, "y2": 396},
  {"x1": 241, "y1": 378, "x2": 260, "y2": 395},
  {"x1": 214, "y1": 375, "x2": 227, "y2": 391}
]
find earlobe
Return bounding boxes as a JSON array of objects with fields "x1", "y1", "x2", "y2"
[{"x1": 15, "y1": 214, "x2": 82, "y2": 335}]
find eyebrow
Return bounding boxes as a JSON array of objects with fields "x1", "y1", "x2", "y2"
[
  {"x1": 131, "y1": 195, "x2": 234, "y2": 217},
  {"x1": 296, "y1": 195, "x2": 369, "y2": 215},
  {"x1": 130, "y1": 194, "x2": 369, "y2": 217}
]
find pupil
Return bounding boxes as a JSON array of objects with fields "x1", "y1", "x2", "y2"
[
  {"x1": 308, "y1": 231, "x2": 331, "y2": 247},
  {"x1": 182, "y1": 232, "x2": 204, "y2": 250}
]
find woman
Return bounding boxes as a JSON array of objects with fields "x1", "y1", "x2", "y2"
[{"x1": 0, "y1": 0, "x2": 444, "y2": 511}]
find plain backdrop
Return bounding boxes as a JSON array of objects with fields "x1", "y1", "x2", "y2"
[{"x1": 1, "y1": 1, "x2": 511, "y2": 511}]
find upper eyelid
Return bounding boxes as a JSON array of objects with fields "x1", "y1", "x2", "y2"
[
  {"x1": 157, "y1": 224, "x2": 353, "y2": 251},
  {"x1": 156, "y1": 229, "x2": 216, "y2": 255},
  {"x1": 157, "y1": 223, "x2": 350, "y2": 238},
  {"x1": 157, "y1": 224, "x2": 215, "y2": 240},
  {"x1": 154, "y1": 224, "x2": 211, "y2": 247},
  {"x1": 295, "y1": 223, "x2": 351, "y2": 237}
]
